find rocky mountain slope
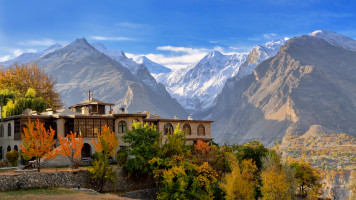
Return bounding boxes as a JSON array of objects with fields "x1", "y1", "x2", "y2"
[
  {"x1": 208, "y1": 31, "x2": 356, "y2": 145},
  {"x1": 26, "y1": 38, "x2": 188, "y2": 118}
]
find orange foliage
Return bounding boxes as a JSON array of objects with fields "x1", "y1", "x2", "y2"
[
  {"x1": 0, "y1": 64, "x2": 61, "y2": 108},
  {"x1": 194, "y1": 140, "x2": 211, "y2": 155},
  {"x1": 58, "y1": 132, "x2": 83, "y2": 169},
  {"x1": 92, "y1": 125, "x2": 119, "y2": 158},
  {"x1": 20, "y1": 119, "x2": 57, "y2": 171}
]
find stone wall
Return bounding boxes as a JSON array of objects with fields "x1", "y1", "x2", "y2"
[{"x1": 0, "y1": 167, "x2": 154, "y2": 192}]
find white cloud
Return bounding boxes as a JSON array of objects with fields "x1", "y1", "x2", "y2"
[
  {"x1": 157, "y1": 46, "x2": 208, "y2": 54},
  {"x1": 18, "y1": 39, "x2": 56, "y2": 46},
  {"x1": 127, "y1": 45, "x2": 250, "y2": 70},
  {"x1": 263, "y1": 33, "x2": 277, "y2": 39},
  {"x1": 0, "y1": 55, "x2": 11, "y2": 62},
  {"x1": 90, "y1": 36, "x2": 133, "y2": 41},
  {"x1": 12, "y1": 48, "x2": 37, "y2": 57}
]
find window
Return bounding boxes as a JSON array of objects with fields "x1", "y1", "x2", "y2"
[
  {"x1": 52, "y1": 122, "x2": 57, "y2": 139},
  {"x1": 7, "y1": 146, "x2": 11, "y2": 152},
  {"x1": 118, "y1": 121, "x2": 127, "y2": 133},
  {"x1": 183, "y1": 123, "x2": 191, "y2": 136},
  {"x1": 7, "y1": 123, "x2": 11, "y2": 137},
  {"x1": 197, "y1": 124, "x2": 205, "y2": 136},
  {"x1": 0, "y1": 146, "x2": 2, "y2": 159},
  {"x1": 14, "y1": 145, "x2": 18, "y2": 151},
  {"x1": 164, "y1": 123, "x2": 174, "y2": 135}
]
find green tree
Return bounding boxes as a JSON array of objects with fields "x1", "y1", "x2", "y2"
[
  {"x1": 122, "y1": 122, "x2": 161, "y2": 176},
  {"x1": 3, "y1": 88, "x2": 49, "y2": 117},
  {"x1": 160, "y1": 124, "x2": 190, "y2": 158},
  {"x1": 236, "y1": 140, "x2": 268, "y2": 171},
  {"x1": 0, "y1": 89, "x2": 15, "y2": 118}
]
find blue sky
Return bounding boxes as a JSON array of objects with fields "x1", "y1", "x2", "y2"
[{"x1": 0, "y1": 0, "x2": 355, "y2": 69}]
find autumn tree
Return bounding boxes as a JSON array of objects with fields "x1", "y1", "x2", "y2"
[
  {"x1": 89, "y1": 125, "x2": 119, "y2": 192},
  {"x1": 290, "y1": 159, "x2": 323, "y2": 197},
  {"x1": 220, "y1": 156, "x2": 258, "y2": 200},
  {"x1": 260, "y1": 152, "x2": 294, "y2": 200},
  {"x1": 0, "y1": 64, "x2": 61, "y2": 109},
  {"x1": 20, "y1": 119, "x2": 57, "y2": 172},
  {"x1": 58, "y1": 132, "x2": 83, "y2": 169}
]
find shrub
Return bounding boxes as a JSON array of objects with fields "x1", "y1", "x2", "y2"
[
  {"x1": 116, "y1": 149, "x2": 128, "y2": 166},
  {"x1": 6, "y1": 150, "x2": 19, "y2": 166},
  {"x1": 0, "y1": 161, "x2": 8, "y2": 167},
  {"x1": 91, "y1": 152, "x2": 100, "y2": 161}
]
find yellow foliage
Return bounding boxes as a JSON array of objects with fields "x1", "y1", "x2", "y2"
[
  {"x1": 261, "y1": 167, "x2": 290, "y2": 200},
  {"x1": 220, "y1": 158, "x2": 258, "y2": 200},
  {"x1": 92, "y1": 125, "x2": 119, "y2": 158}
]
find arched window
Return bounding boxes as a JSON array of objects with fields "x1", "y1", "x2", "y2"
[
  {"x1": 8, "y1": 123, "x2": 11, "y2": 137},
  {"x1": 14, "y1": 145, "x2": 18, "y2": 151},
  {"x1": 0, "y1": 124, "x2": 3, "y2": 137},
  {"x1": 7, "y1": 146, "x2": 11, "y2": 152},
  {"x1": 0, "y1": 146, "x2": 2, "y2": 159},
  {"x1": 197, "y1": 124, "x2": 205, "y2": 136},
  {"x1": 183, "y1": 123, "x2": 191, "y2": 136},
  {"x1": 118, "y1": 121, "x2": 127, "y2": 133},
  {"x1": 164, "y1": 123, "x2": 174, "y2": 135}
]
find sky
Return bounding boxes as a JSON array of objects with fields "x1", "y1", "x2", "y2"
[{"x1": 0, "y1": 0, "x2": 355, "y2": 69}]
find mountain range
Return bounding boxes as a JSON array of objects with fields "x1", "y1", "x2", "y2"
[
  {"x1": 208, "y1": 30, "x2": 356, "y2": 145},
  {"x1": 1, "y1": 30, "x2": 356, "y2": 147},
  {"x1": 154, "y1": 38, "x2": 289, "y2": 115},
  {"x1": 1, "y1": 38, "x2": 187, "y2": 118}
]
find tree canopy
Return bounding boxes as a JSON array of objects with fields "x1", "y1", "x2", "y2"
[{"x1": 0, "y1": 64, "x2": 62, "y2": 109}]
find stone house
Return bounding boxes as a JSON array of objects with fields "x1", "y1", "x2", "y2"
[{"x1": 0, "y1": 97, "x2": 213, "y2": 160}]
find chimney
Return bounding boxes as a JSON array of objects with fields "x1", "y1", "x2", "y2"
[
  {"x1": 173, "y1": 116, "x2": 179, "y2": 120},
  {"x1": 82, "y1": 107, "x2": 89, "y2": 115},
  {"x1": 46, "y1": 108, "x2": 55, "y2": 116},
  {"x1": 144, "y1": 111, "x2": 150, "y2": 118},
  {"x1": 119, "y1": 107, "x2": 125, "y2": 113},
  {"x1": 109, "y1": 108, "x2": 115, "y2": 114},
  {"x1": 188, "y1": 116, "x2": 193, "y2": 120}
]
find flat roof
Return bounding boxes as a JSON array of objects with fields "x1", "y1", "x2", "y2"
[{"x1": 144, "y1": 118, "x2": 213, "y2": 123}]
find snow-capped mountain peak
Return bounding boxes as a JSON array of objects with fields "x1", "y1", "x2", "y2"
[
  {"x1": 309, "y1": 30, "x2": 356, "y2": 51},
  {"x1": 155, "y1": 50, "x2": 248, "y2": 113},
  {"x1": 135, "y1": 56, "x2": 171, "y2": 74}
]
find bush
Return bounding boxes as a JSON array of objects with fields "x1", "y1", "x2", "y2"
[
  {"x1": 6, "y1": 150, "x2": 19, "y2": 166},
  {"x1": 116, "y1": 149, "x2": 128, "y2": 166},
  {"x1": 91, "y1": 152, "x2": 100, "y2": 161},
  {"x1": 0, "y1": 161, "x2": 8, "y2": 167}
]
